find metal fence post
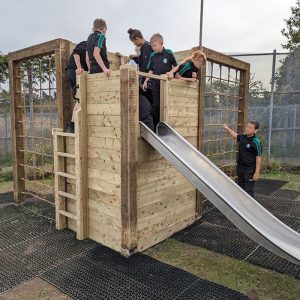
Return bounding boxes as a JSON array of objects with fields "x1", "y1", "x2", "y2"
[{"x1": 267, "y1": 49, "x2": 277, "y2": 157}]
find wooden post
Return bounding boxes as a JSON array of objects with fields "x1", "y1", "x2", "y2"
[
  {"x1": 55, "y1": 39, "x2": 72, "y2": 130},
  {"x1": 160, "y1": 78, "x2": 169, "y2": 122},
  {"x1": 236, "y1": 67, "x2": 250, "y2": 163},
  {"x1": 120, "y1": 66, "x2": 138, "y2": 255},
  {"x1": 196, "y1": 55, "x2": 207, "y2": 217},
  {"x1": 75, "y1": 73, "x2": 88, "y2": 239},
  {"x1": 9, "y1": 61, "x2": 25, "y2": 202}
]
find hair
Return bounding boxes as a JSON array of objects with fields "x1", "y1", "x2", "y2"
[
  {"x1": 93, "y1": 18, "x2": 107, "y2": 31},
  {"x1": 182, "y1": 50, "x2": 207, "y2": 64},
  {"x1": 127, "y1": 28, "x2": 143, "y2": 41},
  {"x1": 150, "y1": 33, "x2": 164, "y2": 44},
  {"x1": 248, "y1": 120, "x2": 260, "y2": 130}
]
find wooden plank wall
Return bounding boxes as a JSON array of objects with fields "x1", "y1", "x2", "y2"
[
  {"x1": 65, "y1": 71, "x2": 122, "y2": 252},
  {"x1": 136, "y1": 79, "x2": 199, "y2": 252}
]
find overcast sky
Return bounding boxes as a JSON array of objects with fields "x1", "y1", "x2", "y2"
[{"x1": 0, "y1": 0, "x2": 296, "y2": 55}]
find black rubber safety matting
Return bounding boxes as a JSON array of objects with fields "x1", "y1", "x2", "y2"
[
  {"x1": 42, "y1": 245, "x2": 249, "y2": 300},
  {"x1": 174, "y1": 192, "x2": 300, "y2": 279},
  {"x1": 254, "y1": 179, "x2": 288, "y2": 196},
  {"x1": 270, "y1": 188, "x2": 300, "y2": 201},
  {"x1": 0, "y1": 199, "x2": 249, "y2": 299},
  {"x1": 0, "y1": 191, "x2": 13, "y2": 206}
]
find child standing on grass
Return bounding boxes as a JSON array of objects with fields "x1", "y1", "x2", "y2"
[
  {"x1": 224, "y1": 121, "x2": 262, "y2": 198},
  {"x1": 143, "y1": 33, "x2": 178, "y2": 128},
  {"x1": 166, "y1": 50, "x2": 207, "y2": 82},
  {"x1": 86, "y1": 19, "x2": 110, "y2": 76}
]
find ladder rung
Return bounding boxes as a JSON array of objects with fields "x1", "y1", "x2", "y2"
[
  {"x1": 55, "y1": 132, "x2": 75, "y2": 137},
  {"x1": 57, "y1": 171, "x2": 77, "y2": 180},
  {"x1": 58, "y1": 210, "x2": 77, "y2": 220},
  {"x1": 58, "y1": 191, "x2": 78, "y2": 201},
  {"x1": 56, "y1": 152, "x2": 76, "y2": 159}
]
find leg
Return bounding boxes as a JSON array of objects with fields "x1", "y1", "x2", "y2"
[
  {"x1": 139, "y1": 94, "x2": 154, "y2": 131},
  {"x1": 236, "y1": 166, "x2": 245, "y2": 190},
  {"x1": 244, "y1": 168, "x2": 255, "y2": 198}
]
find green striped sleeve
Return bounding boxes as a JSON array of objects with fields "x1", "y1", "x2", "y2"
[
  {"x1": 146, "y1": 52, "x2": 156, "y2": 70},
  {"x1": 253, "y1": 137, "x2": 262, "y2": 156},
  {"x1": 97, "y1": 34, "x2": 106, "y2": 48},
  {"x1": 178, "y1": 62, "x2": 192, "y2": 76}
]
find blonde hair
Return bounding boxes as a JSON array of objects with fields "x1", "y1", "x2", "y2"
[
  {"x1": 150, "y1": 33, "x2": 163, "y2": 44},
  {"x1": 93, "y1": 18, "x2": 107, "y2": 31},
  {"x1": 182, "y1": 50, "x2": 206, "y2": 64}
]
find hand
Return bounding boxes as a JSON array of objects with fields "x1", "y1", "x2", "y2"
[
  {"x1": 104, "y1": 68, "x2": 110, "y2": 77},
  {"x1": 75, "y1": 68, "x2": 84, "y2": 75},
  {"x1": 191, "y1": 78, "x2": 198, "y2": 83},
  {"x1": 253, "y1": 172, "x2": 260, "y2": 181},
  {"x1": 223, "y1": 124, "x2": 229, "y2": 131},
  {"x1": 166, "y1": 72, "x2": 174, "y2": 79},
  {"x1": 142, "y1": 81, "x2": 148, "y2": 91}
]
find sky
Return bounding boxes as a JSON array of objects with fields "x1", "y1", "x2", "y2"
[{"x1": 0, "y1": 0, "x2": 297, "y2": 55}]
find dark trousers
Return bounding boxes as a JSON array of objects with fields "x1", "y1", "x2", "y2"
[
  {"x1": 139, "y1": 94, "x2": 154, "y2": 131},
  {"x1": 66, "y1": 68, "x2": 76, "y2": 93},
  {"x1": 236, "y1": 165, "x2": 256, "y2": 198}
]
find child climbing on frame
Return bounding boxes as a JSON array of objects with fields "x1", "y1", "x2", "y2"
[
  {"x1": 166, "y1": 50, "x2": 207, "y2": 82},
  {"x1": 86, "y1": 18, "x2": 110, "y2": 75},
  {"x1": 66, "y1": 41, "x2": 89, "y2": 133},
  {"x1": 143, "y1": 33, "x2": 178, "y2": 128},
  {"x1": 224, "y1": 121, "x2": 262, "y2": 198}
]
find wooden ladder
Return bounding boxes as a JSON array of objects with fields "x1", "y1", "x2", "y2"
[{"x1": 52, "y1": 128, "x2": 86, "y2": 240}]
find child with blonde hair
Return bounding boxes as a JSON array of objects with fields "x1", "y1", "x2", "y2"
[{"x1": 167, "y1": 50, "x2": 206, "y2": 82}]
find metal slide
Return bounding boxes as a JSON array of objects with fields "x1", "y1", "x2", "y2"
[{"x1": 140, "y1": 121, "x2": 300, "y2": 265}]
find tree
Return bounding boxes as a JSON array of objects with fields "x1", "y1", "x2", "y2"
[{"x1": 281, "y1": 0, "x2": 300, "y2": 51}]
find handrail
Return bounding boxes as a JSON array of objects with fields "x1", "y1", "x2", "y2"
[{"x1": 137, "y1": 71, "x2": 169, "y2": 81}]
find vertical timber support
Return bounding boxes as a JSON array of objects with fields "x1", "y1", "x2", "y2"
[
  {"x1": 9, "y1": 61, "x2": 25, "y2": 202},
  {"x1": 120, "y1": 66, "x2": 138, "y2": 256},
  {"x1": 196, "y1": 58, "x2": 207, "y2": 217},
  {"x1": 55, "y1": 39, "x2": 72, "y2": 130},
  {"x1": 160, "y1": 78, "x2": 169, "y2": 122},
  {"x1": 76, "y1": 73, "x2": 88, "y2": 239},
  {"x1": 237, "y1": 67, "x2": 250, "y2": 162}
]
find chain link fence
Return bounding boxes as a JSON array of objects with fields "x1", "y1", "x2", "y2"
[{"x1": 231, "y1": 48, "x2": 300, "y2": 165}]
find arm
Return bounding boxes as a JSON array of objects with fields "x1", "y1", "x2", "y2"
[
  {"x1": 175, "y1": 73, "x2": 198, "y2": 82},
  {"x1": 86, "y1": 51, "x2": 90, "y2": 71},
  {"x1": 74, "y1": 54, "x2": 84, "y2": 75},
  {"x1": 142, "y1": 70, "x2": 153, "y2": 91},
  {"x1": 166, "y1": 65, "x2": 180, "y2": 78},
  {"x1": 253, "y1": 156, "x2": 261, "y2": 181},
  {"x1": 94, "y1": 47, "x2": 110, "y2": 76},
  {"x1": 223, "y1": 124, "x2": 238, "y2": 139}
]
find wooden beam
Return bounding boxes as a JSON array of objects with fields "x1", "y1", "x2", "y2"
[
  {"x1": 120, "y1": 66, "x2": 138, "y2": 255},
  {"x1": 76, "y1": 73, "x2": 88, "y2": 239},
  {"x1": 7, "y1": 39, "x2": 63, "y2": 62},
  {"x1": 55, "y1": 39, "x2": 72, "y2": 129},
  {"x1": 196, "y1": 63, "x2": 207, "y2": 217},
  {"x1": 9, "y1": 60, "x2": 25, "y2": 202},
  {"x1": 160, "y1": 80, "x2": 169, "y2": 122}
]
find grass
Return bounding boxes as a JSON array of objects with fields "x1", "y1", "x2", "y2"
[{"x1": 145, "y1": 239, "x2": 300, "y2": 300}]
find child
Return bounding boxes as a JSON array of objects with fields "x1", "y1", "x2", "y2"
[
  {"x1": 128, "y1": 28, "x2": 153, "y2": 74},
  {"x1": 223, "y1": 121, "x2": 262, "y2": 198},
  {"x1": 66, "y1": 41, "x2": 89, "y2": 132},
  {"x1": 86, "y1": 19, "x2": 110, "y2": 76},
  {"x1": 166, "y1": 50, "x2": 207, "y2": 82},
  {"x1": 143, "y1": 33, "x2": 178, "y2": 127}
]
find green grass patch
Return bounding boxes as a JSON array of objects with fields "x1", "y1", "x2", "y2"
[{"x1": 146, "y1": 239, "x2": 300, "y2": 300}]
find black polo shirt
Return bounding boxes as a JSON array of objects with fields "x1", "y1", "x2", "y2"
[
  {"x1": 132, "y1": 41, "x2": 153, "y2": 73},
  {"x1": 147, "y1": 48, "x2": 177, "y2": 75},
  {"x1": 67, "y1": 41, "x2": 88, "y2": 71},
  {"x1": 237, "y1": 134, "x2": 262, "y2": 167},
  {"x1": 176, "y1": 61, "x2": 198, "y2": 78},
  {"x1": 87, "y1": 31, "x2": 110, "y2": 69}
]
